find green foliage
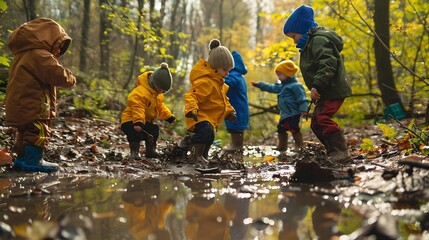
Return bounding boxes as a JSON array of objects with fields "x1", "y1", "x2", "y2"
[
  {"x1": 0, "y1": 0, "x2": 427, "y2": 144},
  {"x1": 0, "y1": 0, "x2": 6, "y2": 11},
  {"x1": 0, "y1": 56, "x2": 9, "y2": 67},
  {"x1": 376, "y1": 123, "x2": 397, "y2": 140},
  {"x1": 360, "y1": 138, "x2": 375, "y2": 151}
]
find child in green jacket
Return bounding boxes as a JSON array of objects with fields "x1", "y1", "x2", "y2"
[{"x1": 283, "y1": 5, "x2": 352, "y2": 163}]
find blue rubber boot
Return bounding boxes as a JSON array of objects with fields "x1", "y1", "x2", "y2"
[{"x1": 13, "y1": 145, "x2": 59, "y2": 173}]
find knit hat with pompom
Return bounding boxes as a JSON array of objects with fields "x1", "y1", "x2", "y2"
[
  {"x1": 152, "y1": 62, "x2": 172, "y2": 92},
  {"x1": 207, "y1": 39, "x2": 234, "y2": 69}
]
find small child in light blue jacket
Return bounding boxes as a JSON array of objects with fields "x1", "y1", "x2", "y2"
[{"x1": 252, "y1": 60, "x2": 308, "y2": 151}]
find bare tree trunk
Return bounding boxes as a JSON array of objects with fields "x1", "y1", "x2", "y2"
[
  {"x1": 219, "y1": 0, "x2": 224, "y2": 41},
  {"x1": 24, "y1": 0, "x2": 37, "y2": 21},
  {"x1": 148, "y1": 0, "x2": 166, "y2": 64},
  {"x1": 99, "y1": 0, "x2": 111, "y2": 80},
  {"x1": 124, "y1": 0, "x2": 144, "y2": 89},
  {"x1": 373, "y1": 0, "x2": 404, "y2": 110},
  {"x1": 188, "y1": 3, "x2": 199, "y2": 65},
  {"x1": 168, "y1": 0, "x2": 180, "y2": 67},
  {"x1": 79, "y1": 0, "x2": 91, "y2": 73},
  {"x1": 255, "y1": 0, "x2": 264, "y2": 45}
]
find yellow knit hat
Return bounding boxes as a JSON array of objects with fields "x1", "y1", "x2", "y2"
[{"x1": 274, "y1": 60, "x2": 299, "y2": 77}]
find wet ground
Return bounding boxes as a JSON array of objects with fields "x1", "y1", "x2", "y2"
[{"x1": 1, "y1": 117, "x2": 429, "y2": 239}]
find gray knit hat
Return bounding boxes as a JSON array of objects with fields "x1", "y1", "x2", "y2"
[
  {"x1": 152, "y1": 62, "x2": 172, "y2": 92},
  {"x1": 207, "y1": 39, "x2": 234, "y2": 69}
]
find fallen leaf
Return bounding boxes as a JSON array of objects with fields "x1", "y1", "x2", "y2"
[
  {"x1": 263, "y1": 156, "x2": 275, "y2": 162},
  {"x1": 0, "y1": 149, "x2": 12, "y2": 166}
]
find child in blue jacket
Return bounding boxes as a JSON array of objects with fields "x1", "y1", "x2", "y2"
[
  {"x1": 224, "y1": 51, "x2": 249, "y2": 153},
  {"x1": 252, "y1": 60, "x2": 308, "y2": 151}
]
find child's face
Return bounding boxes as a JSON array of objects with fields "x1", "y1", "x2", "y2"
[
  {"x1": 150, "y1": 76, "x2": 166, "y2": 93},
  {"x1": 285, "y1": 32, "x2": 303, "y2": 44},
  {"x1": 276, "y1": 72, "x2": 288, "y2": 81},
  {"x1": 53, "y1": 42, "x2": 64, "y2": 57},
  {"x1": 53, "y1": 46, "x2": 61, "y2": 57},
  {"x1": 215, "y1": 67, "x2": 232, "y2": 78}
]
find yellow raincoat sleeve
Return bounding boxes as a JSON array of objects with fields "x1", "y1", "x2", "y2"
[{"x1": 156, "y1": 94, "x2": 174, "y2": 120}]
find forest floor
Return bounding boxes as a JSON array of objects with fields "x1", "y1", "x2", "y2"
[
  {"x1": 0, "y1": 113, "x2": 429, "y2": 239},
  {"x1": 1, "y1": 114, "x2": 427, "y2": 180}
]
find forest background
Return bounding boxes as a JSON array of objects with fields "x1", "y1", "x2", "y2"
[{"x1": 0, "y1": 0, "x2": 428, "y2": 146}]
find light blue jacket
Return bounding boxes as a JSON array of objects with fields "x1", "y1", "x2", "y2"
[{"x1": 254, "y1": 76, "x2": 308, "y2": 121}]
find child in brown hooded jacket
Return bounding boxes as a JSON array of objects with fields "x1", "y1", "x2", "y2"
[{"x1": 5, "y1": 18, "x2": 77, "y2": 172}]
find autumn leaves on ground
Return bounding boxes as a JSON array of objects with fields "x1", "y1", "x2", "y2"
[{"x1": 1, "y1": 113, "x2": 428, "y2": 182}]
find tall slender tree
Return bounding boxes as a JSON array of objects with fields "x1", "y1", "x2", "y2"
[
  {"x1": 99, "y1": 0, "x2": 111, "y2": 80},
  {"x1": 373, "y1": 0, "x2": 404, "y2": 110},
  {"x1": 24, "y1": 0, "x2": 37, "y2": 21},
  {"x1": 124, "y1": 0, "x2": 145, "y2": 89},
  {"x1": 79, "y1": 0, "x2": 91, "y2": 73}
]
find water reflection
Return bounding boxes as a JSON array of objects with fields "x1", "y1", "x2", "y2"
[
  {"x1": 122, "y1": 178, "x2": 174, "y2": 239},
  {"x1": 0, "y1": 172, "x2": 423, "y2": 239}
]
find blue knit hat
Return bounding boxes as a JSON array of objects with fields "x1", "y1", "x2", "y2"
[{"x1": 283, "y1": 5, "x2": 318, "y2": 35}]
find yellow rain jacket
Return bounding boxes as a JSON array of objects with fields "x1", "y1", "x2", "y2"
[
  {"x1": 184, "y1": 59, "x2": 235, "y2": 131},
  {"x1": 123, "y1": 201, "x2": 173, "y2": 239},
  {"x1": 185, "y1": 199, "x2": 235, "y2": 240},
  {"x1": 121, "y1": 72, "x2": 173, "y2": 124}
]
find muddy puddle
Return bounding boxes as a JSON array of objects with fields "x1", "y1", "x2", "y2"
[{"x1": 0, "y1": 147, "x2": 429, "y2": 239}]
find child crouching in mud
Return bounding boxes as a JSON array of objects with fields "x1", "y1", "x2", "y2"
[
  {"x1": 184, "y1": 39, "x2": 237, "y2": 165},
  {"x1": 121, "y1": 63, "x2": 176, "y2": 159}
]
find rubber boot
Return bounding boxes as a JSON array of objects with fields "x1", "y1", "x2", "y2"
[
  {"x1": 275, "y1": 132, "x2": 288, "y2": 151},
  {"x1": 326, "y1": 131, "x2": 351, "y2": 163},
  {"x1": 203, "y1": 144, "x2": 211, "y2": 160},
  {"x1": 129, "y1": 142, "x2": 141, "y2": 160},
  {"x1": 224, "y1": 133, "x2": 244, "y2": 153},
  {"x1": 190, "y1": 144, "x2": 208, "y2": 164},
  {"x1": 292, "y1": 132, "x2": 304, "y2": 151},
  {"x1": 145, "y1": 139, "x2": 158, "y2": 158},
  {"x1": 14, "y1": 145, "x2": 59, "y2": 173}
]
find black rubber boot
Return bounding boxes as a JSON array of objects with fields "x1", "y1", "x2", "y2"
[
  {"x1": 224, "y1": 132, "x2": 244, "y2": 153},
  {"x1": 326, "y1": 131, "x2": 351, "y2": 163},
  {"x1": 129, "y1": 142, "x2": 141, "y2": 160},
  {"x1": 292, "y1": 132, "x2": 304, "y2": 151},
  {"x1": 275, "y1": 132, "x2": 288, "y2": 151},
  {"x1": 145, "y1": 139, "x2": 158, "y2": 158},
  {"x1": 190, "y1": 144, "x2": 208, "y2": 164}
]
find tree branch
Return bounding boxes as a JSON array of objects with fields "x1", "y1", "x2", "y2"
[{"x1": 348, "y1": 0, "x2": 428, "y2": 86}]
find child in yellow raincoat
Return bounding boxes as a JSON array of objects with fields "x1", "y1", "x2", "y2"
[
  {"x1": 121, "y1": 63, "x2": 176, "y2": 159},
  {"x1": 122, "y1": 178, "x2": 174, "y2": 239},
  {"x1": 184, "y1": 39, "x2": 237, "y2": 164}
]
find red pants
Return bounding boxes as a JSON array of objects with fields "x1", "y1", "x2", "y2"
[{"x1": 311, "y1": 99, "x2": 344, "y2": 139}]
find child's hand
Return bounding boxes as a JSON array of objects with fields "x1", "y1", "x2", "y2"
[
  {"x1": 185, "y1": 110, "x2": 198, "y2": 122},
  {"x1": 300, "y1": 111, "x2": 307, "y2": 117},
  {"x1": 134, "y1": 125, "x2": 142, "y2": 132},
  {"x1": 166, "y1": 116, "x2": 176, "y2": 124},
  {"x1": 311, "y1": 88, "x2": 321, "y2": 100},
  {"x1": 251, "y1": 81, "x2": 258, "y2": 86},
  {"x1": 225, "y1": 112, "x2": 237, "y2": 122}
]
